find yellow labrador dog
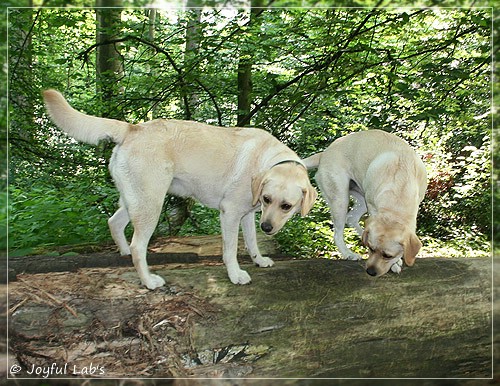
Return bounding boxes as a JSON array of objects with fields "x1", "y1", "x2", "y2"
[
  {"x1": 43, "y1": 90, "x2": 317, "y2": 289},
  {"x1": 303, "y1": 130, "x2": 427, "y2": 277}
]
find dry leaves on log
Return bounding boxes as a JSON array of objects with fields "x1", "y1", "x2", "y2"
[{"x1": 8, "y1": 267, "x2": 219, "y2": 378}]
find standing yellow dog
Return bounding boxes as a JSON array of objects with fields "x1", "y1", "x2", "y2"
[{"x1": 43, "y1": 90, "x2": 317, "y2": 289}]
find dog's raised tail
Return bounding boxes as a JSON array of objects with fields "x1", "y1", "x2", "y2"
[
  {"x1": 302, "y1": 152, "x2": 322, "y2": 170},
  {"x1": 43, "y1": 89, "x2": 129, "y2": 145}
]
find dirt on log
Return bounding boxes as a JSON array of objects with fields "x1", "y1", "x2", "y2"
[{"x1": 3, "y1": 236, "x2": 495, "y2": 383}]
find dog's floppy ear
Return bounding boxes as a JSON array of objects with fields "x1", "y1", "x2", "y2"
[
  {"x1": 362, "y1": 229, "x2": 369, "y2": 247},
  {"x1": 301, "y1": 184, "x2": 318, "y2": 217},
  {"x1": 251, "y1": 171, "x2": 267, "y2": 206},
  {"x1": 361, "y1": 218, "x2": 371, "y2": 246},
  {"x1": 403, "y1": 233, "x2": 422, "y2": 266}
]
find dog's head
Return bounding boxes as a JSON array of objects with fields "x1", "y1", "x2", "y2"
[
  {"x1": 251, "y1": 163, "x2": 317, "y2": 235},
  {"x1": 362, "y1": 216, "x2": 422, "y2": 277}
]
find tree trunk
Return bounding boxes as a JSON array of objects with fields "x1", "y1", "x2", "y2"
[
  {"x1": 158, "y1": 1, "x2": 204, "y2": 236},
  {"x1": 147, "y1": 8, "x2": 159, "y2": 119},
  {"x1": 237, "y1": 0, "x2": 265, "y2": 126},
  {"x1": 8, "y1": 5, "x2": 35, "y2": 160},
  {"x1": 183, "y1": 1, "x2": 202, "y2": 120},
  {"x1": 95, "y1": 0, "x2": 123, "y2": 119}
]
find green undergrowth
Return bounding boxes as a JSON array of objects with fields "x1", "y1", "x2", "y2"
[{"x1": 6, "y1": 184, "x2": 490, "y2": 259}]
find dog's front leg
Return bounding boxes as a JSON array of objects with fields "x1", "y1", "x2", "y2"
[
  {"x1": 220, "y1": 209, "x2": 252, "y2": 285},
  {"x1": 241, "y1": 211, "x2": 274, "y2": 268}
]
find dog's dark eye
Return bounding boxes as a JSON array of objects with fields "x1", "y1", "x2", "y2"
[
  {"x1": 382, "y1": 252, "x2": 392, "y2": 259},
  {"x1": 263, "y1": 195, "x2": 272, "y2": 204},
  {"x1": 281, "y1": 203, "x2": 292, "y2": 211}
]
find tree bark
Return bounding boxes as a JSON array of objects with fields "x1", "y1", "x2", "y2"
[
  {"x1": 8, "y1": 5, "x2": 35, "y2": 157},
  {"x1": 159, "y1": 1, "x2": 204, "y2": 236},
  {"x1": 183, "y1": 1, "x2": 203, "y2": 120},
  {"x1": 95, "y1": 0, "x2": 123, "y2": 118},
  {"x1": 147, "y1": 8, "x2": 159, "y2": 119},
  {"x1": 237, "y1": 1, "x2": 265, "y2": 126}
]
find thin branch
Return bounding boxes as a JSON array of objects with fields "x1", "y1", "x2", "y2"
[
  {"x1": 79, "y1": 35, "x2": 224, "y2": 123},
  {"x1": 78, "y1": 35, "x2": 181, "y2": 73},
  {"x1": 239, "y1": 4, "x2": 384, "y2": 125}
]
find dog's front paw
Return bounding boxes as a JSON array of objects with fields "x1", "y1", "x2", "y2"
[
  {"x1": 229, "y1": 269, "x2": 252, "y2": 285},
  {"x1": 143, "y1": 274, "x2": 166, "y2": 290},
  {"x1": 254, "y1": 255, "x2": 275, "y2": 268},
  {"x1": 390, "y1": 259, "x2": 403, "y2": 274}
]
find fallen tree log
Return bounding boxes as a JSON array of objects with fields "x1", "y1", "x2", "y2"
[
  {"x1": 7, "y1": 251, "x2": 199, "y2": 280},
  {"x1": 6, "y1": 256, "x2": 494, "y2": 381},
  {"x1": 7, "y1": 234, "x2": 280, "y2": 282}
]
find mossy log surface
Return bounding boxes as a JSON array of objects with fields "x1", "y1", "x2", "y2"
[{"x1": 4, "y1": 240, "x2": 495, "y2": 382}]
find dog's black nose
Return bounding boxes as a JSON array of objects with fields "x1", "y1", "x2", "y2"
[
  {"x1": 366, "y1": 267, "x2": 377, "y2": 277},
  {"x1": 261, "y1": 222, "x2": 273, "y2": 234}
]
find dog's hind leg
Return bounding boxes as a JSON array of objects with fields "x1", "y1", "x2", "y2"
[
  {"x1": 318, "y1": 172, "x2": 361, "y2": 261},
  {"x1": 331, "y1": 199, "x2": 362, "y2": 260},
  {"x1": 118, "y1": 165, "x2": 172, "y2": 290},
  {"x1": 128, "y1": 212, "x2": 166, "y2": 290},
  {"x1": 108, "y1": 199, "x2": 131, "y2": 256},
  {"x1": 346, "y1": 190, "x2": 367, "y2": 237},
  {"x1": 242, "y1": 211, "x2": 274, "y2": 268},
  {"x1": 127, "y1": 186, "x2": 169, "y2": 289}
]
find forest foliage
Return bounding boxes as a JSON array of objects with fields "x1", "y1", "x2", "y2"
[{"x1": 5, "y1": 1, "x2": 495, "y2": 258}]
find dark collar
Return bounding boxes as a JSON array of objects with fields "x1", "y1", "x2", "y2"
[{"x1": 271, "y1": 159, "x2": 306, "y2": 169}]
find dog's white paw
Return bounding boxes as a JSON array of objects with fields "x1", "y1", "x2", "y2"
[
  {"x1": 343, "y1": 252, "x2": 362, "y2": 261},
  {"x1": 143, "y1": 274, "x2": 166, "y2": 290},
  {"x1": 390, "y1": 259, "x2": 403, "y2": 274},
  {"x1": 120, "y1": 246, "x2": 131, "y2": 256},
  {"x1": 254, "y1": 256, "x2": 275, "y2": 268},
  {"x1": 228, "y1": 269, "x2": 252, "y2": 285}
]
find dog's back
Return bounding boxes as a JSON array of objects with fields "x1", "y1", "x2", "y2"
[
  {"x1": 308, "y1": 130, "x2": 427, "y2": 202},
  {"x1": 324, "y1": 130, "x2": 416, "y2": 169}
]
